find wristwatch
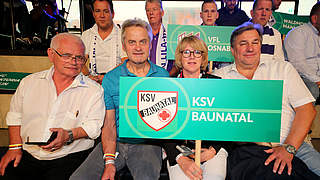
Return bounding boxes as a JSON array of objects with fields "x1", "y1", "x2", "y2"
[
  {"x1": 283, "y1": 144, "x2": 297, "y2": 155},
  {"x1": 66, "y1": 130, "x2": 74, "y2": 145}
]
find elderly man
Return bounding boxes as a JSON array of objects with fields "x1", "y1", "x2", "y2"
[
  {"x1": 70, "y1": 18, "x2": 169, "y2": 180},
  {"x1": 145, "y1": 0, "x2": 176, "y2": 76},
  {"x1": 214, "y1": 22, "x2": 320, "y2": 178},
  {"x1": 250, "y1": 0, "x2": 284, "y2": 61},
  {"x1": 284, "y1": 2, "x2": 320, "y2": 102},
  {"x1": 0, "y1": 33, "x2": 105, "y2": 179},
  {"x1": 216, "y1": 0, "x2": 249, "y2": 26},
  {"x1": 81, "y1": 0, "x2": 126, "y2": 84}
]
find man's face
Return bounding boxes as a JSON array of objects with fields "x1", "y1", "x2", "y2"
[
  {"x1": 251, "y1": 0, "x2": 272, "y2": 26},
  {"x1": 311, "y1": 14, "x2": 320, "y2": 34},
  {"x1": 273, "y1": 0, "x2": 281, "y2": 10},
  {"x1": 123, "y1": 26, "x2": 151, "y2": 65},
  {"x1": 48, "y1": 38, "x2": 85, "y2": 79},
  {"x1": 200, "y1": 2, "x2": 219, "y2": 26},
  {"x1": 145, "y1": 2, "x2": 164, "y2": 25},
  {"x1": 231, "y1": 29, "x2": 261, "y2": 70},
  {"x1": 93, "y1": 1, "x2": 114, "y2": 30},
  {"x1": 224, "y1": 0, "x2": 238, "y2": 11}
]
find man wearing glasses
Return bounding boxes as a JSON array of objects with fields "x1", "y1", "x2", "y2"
[{"x1": 0, "y1": 33, "x2": 105, "y2": 179}]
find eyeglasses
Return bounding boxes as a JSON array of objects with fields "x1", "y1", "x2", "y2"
[
  {"x1": 53, "y1": 49, "x2": 86, "y2": 65},
  {"x1": 180, "y1": 50, "x2": 203, "y2": 58}
]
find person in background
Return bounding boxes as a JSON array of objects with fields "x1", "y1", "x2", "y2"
[
  {"x1": 284, "y1": 2, "x2": 320, "y2": 103},
  {"x1": 272, "y1": 0, "x2": 282, "y2": 11},
  {"x1": 200, "y1": 0, "x2": 232, "y2": 72},
  {"x1": 250, "y1": 0, "x2": 284, "y2": 61},
  {"x1": 145, "y1": 0, "x2": 178, "y2": 76},
  {"x1": 163, "y1": 35, "x2": 229, "y2": 180},
  {"x1": 70, "y1": 18, "x2": 168, "y2": 180},
  {"x1": 81, "y1": 0, "x2": 126, "y2": 84},
  {"x1": 216, "y1": 0, "x2": 250, "y2": 26},
  {"x1": 0, "y1": 33, "x2": 105, "y2": 180}
]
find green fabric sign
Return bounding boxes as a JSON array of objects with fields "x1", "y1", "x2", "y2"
[
  {"x1": 119, "y1": 77, "x2": 283, "y2": 143},
  {"x1": 167, "y1": 24, "x2": 235, "y2": 62},
  {"x1": 271, "y1": 12, "x2": 309, "y2": 35},
  {"x1": 0, "y1": 72, "x2": 30, "y2": 90}
]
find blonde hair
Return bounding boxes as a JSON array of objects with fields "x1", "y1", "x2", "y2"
[{"x1": 175, "y1": 35, "x2": 208, "y2": 71}]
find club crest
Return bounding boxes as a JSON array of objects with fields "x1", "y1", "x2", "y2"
[{"x1": 137, "y1": 91, "x2": 178, "y2": 131}]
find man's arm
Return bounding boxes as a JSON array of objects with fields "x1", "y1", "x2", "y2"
[
  {"x1": 101, "y1": 109, "x2": 117, "y2": 180},
  {"x1": 264, "y1": 103, "x2": 316, "y2": 175},
  {"x1": 0, "y1": 126, "x2": 23, "y2": 176}
]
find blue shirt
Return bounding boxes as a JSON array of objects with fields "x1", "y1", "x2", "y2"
[{"x1": 102, "y1": 59, "x2": 169, "y2": 142}]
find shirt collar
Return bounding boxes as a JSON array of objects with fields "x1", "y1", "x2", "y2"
[
  {"x1": 121, "y1": 59, "x2": 158, "y2": 77},
  {"x1": 40, "y1": 66, "x2": 88, "y2": 88},
  {"x1": 227, "y1": 58, "x2": 267, "y2": 74},
  {"x1": 308, "y1": 22, "x2": 319, "y2": 35}
]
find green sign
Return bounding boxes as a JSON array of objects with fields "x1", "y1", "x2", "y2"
[
  {"x1": 271, "y1": 12, "x2": 309, "y2": 35},
  {"x1": 0, "y1": 72, "x2": 30, "y2": 90},
  {"x1": 119, "y1": 77, "x2": 283, "y2": 143},
  {"x1": 167, "y1": 24, "x2": 235, "y2": 62}
]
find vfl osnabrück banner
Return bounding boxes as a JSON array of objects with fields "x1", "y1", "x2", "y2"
[
  {"x1": 270, "y1": 12, "x2": 309, "y2": 35},
  {"x1": 0, "y1": 72, "x2": 30, "y2": 90},
  {"x1": 119, "y1": 77, "x2": 283, "y2": 143},
  {"x1": 167, "y1": 24, "x2": 235, "y2": 62}
]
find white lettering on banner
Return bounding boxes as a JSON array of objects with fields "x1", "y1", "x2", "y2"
[
  {"x1": 208, "y1": 36, "x2": 221, "y2": 43},
  {"x1": 208, "y1": 45, "x2": 230, "y2": 52},
  {"x1": 192, "y1": 111, "x2": 254, "y2": 123},
  {"x1": 192, "y1": 97, "x2": 215, "y2": 107}
]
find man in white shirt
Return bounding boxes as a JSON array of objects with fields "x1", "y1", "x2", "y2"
[
  {"x1": 214, "y1": 22, "x2": 320, "y2": 177},
  {"x1": 81, "y1": 0, "x2": 126, "y2": 84},
  {"x1": 0, "y1": 33, "x2": 105, "y2": 179},
  {"x1": 250, "y1": 0, "x2": 284, "y2": 61}
]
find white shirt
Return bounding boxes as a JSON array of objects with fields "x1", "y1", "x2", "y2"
[
  {"x1": 81, "y1": 23, "x2": 126, "y2": 75},
  {"x1": 213, "y1": 59, "x2": 314, "y2": 143},
  {"x1": 284, "y1": 22, "x2": 320, "y2": 82},
  {"x1": 6, "y1": 67, "x2": 105, "y2": 160}
]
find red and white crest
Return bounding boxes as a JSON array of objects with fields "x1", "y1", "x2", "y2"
[{"x1": 137, "y1": 91, "x2": 178, "y2": 131}]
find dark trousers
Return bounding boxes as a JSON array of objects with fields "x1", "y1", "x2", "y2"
[{"x1": 2, "y1": 149, "x2": 91, "y2": 180}]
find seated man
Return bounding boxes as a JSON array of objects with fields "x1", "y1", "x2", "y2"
[
  {"x1": 284, "y1": 2, "x2": 320, "y2": 102},
  {"x1": 70, "y1": 18, "x2": 169, "y2": 180},
  {"x1": 214, "y1": 22, "x2": 320, "y2": 178},
  {"x1": 250, "y1": 0, "x2": 284, "y2": 61},
  {"x1": 0, "y1": 33, "x2": 105, "y2": 179}
]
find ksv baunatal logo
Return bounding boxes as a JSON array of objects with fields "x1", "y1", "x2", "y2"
[{"x1": 137, "y1": 90, "x2": 178, "y2": 131}]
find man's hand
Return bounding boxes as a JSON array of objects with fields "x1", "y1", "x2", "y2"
[
  {"x1": 0, "y1": 149, "x2": 22, "y2": 176},
  {"x1": 41, "y1": 128, "x2": 69, "y2": 151},
  {"x1": 101, "y1": 164, "x2": 116, "y2": 180},
  {"x1": 177, "y1": 156, "x2": 203, "y2": 180},
  {"x1": 264, "y1": 146, "x2": 294, "y2": 175}
]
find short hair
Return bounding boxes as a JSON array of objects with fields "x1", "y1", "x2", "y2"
[
  {"x1": 201, "y1": 0, "x2": 218, "y2": 12},
  {"x1": 310, "y1": 2, "x2": 320, "y2": 22},
  {"x1": 145, "y1": 0, "x2": 163, "y2": 10},
  {"x1": 175, "y1": 35, "x2": 208, "y2": 71},
  {"x1": 121, "y1": 18, "x2": 153, "y2": 45},
  {"x1": 252, "y1": 0, "x2": 273, "y2": 11},
  {"x1": 50, "y1": 33, "x2": 85, "y2": 51},
  {"x1": 92, "y1": 0, "x2": 114, "y2": 14},
  {"x1": 230, "y1": 22, "x2": 263, "y2": 48}
]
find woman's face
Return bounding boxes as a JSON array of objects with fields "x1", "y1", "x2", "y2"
[{"x1": 181, "y1": 44, "x2": 203, "y2": 75}]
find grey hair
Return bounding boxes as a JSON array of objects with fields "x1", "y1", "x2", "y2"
[
  {"x1": 230, "y1": 22, "x2": 263, "y2": 48},
  {"x1": 50, "y1": 33, "x2": 85, "y2": 51},
  {"x1": 145, "y1": 0, "x2": 163, "y2": 10},
  {"x1": 121, "y1": 18, "x2": 153, "y2": 45}
]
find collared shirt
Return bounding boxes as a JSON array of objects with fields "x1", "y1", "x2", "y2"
[
  {"x1": 81, "y1": 23, "x2": 126, "y2": 74},
  {"x1": 216, "y1": 6, "x2": 250, "y2": 26},
  {"x1": 101, "y1": 59, "x2": 169, "y2": 143},
  {"x1": 284, "y1": 22, "x2": 320, "y2": 82},
  {"x1": 213, "y1": 59, "x2": 314, "y2": 143},
  {"x1": 6, "y1": 67, "x2": 105, "y2": 160}
]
